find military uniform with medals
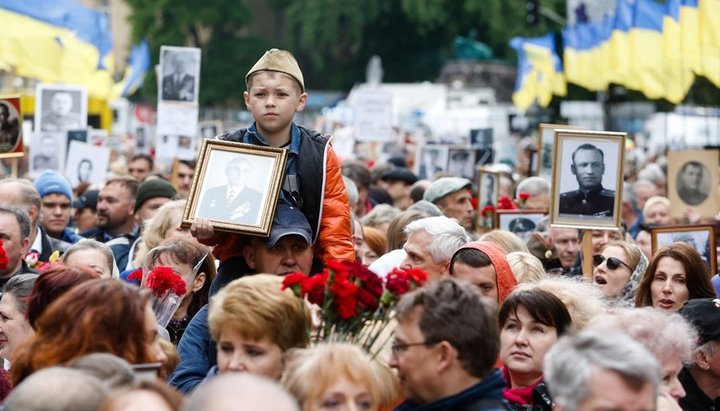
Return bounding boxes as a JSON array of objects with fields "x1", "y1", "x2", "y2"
[{"x1": 558, "y1": 185, "x2": 615, "y2": 217}]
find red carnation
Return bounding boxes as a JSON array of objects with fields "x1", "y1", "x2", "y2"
[
  {"x1": 404, "y1": 268, "x2": 429, "y2": 287},
  {"x1": 127, "y1": 268, "x2": 143, "y2": 283},
  {"x1": 302, "y1": 273, "x2": 327, "y2": 306},
  {"x1": 498, "y1": 196, "x2": 517, "y2": 210},
  {"x1": 385, "y1": 270, "x2": 411, "y2": 296},
  {"x1": 481, "y1": 205, "x2": 496, "y2": 218},
  {"x1": 282, "y1": 272, "x2": 307, "y2": 291},
  {"x1": 336, "y1": 296, "x2": 357, "y2": 319},
  {"x1": 330, "y1": 277, "x2": 359, "y2": 299},
  {"x1": 145, "y1": 266, "x2": 187, "y2": 297},
  {"x1": 518, "y1": 192, "x2": 531, "y2": 201},
  {"x1": 0, "y1": 240, "x2": 9, "y2": 271}
]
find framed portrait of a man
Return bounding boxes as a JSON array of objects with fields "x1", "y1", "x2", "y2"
[
  {"x1": 550, "y1": 129, "x2": 625, "y2": 230},
  {"x1": 181, "y1": 139, "x2": 288, "y2": 236},
  {"x1": 447, "y1": 148, "x2": 476, "y2": 180},
  {"x1": 651, "y1": 224, "x2": 716, "y2": 275},
  {"x1": 64, "y1": 140, "x2": 111, "y2": 187},
  {"x1": 477, "y1": 168, "x2": 499, "y2": 210},
  {"x1": 29, "y1": 132, "x2": 67, "y2": 178},
  {"x1": 35, "y1": 84, "x2": 87, "y2": 133},
  {"x1": 494, "y1": 210, "x2": 547, "y2": 241},
  {"x1": 415, "y1": 144, "x2": 448, "y2": 180},
  {"x1": 667, "y1": 150, "x2": 719, "y2": 219},
  {"x1": 0, "y1": 96, "x2": 23, "y2": 158},
  {"x1": 198, "y1": 120, "x2": 223, "y2": 139},
  {"x1": 159, "y1": 46, "x2": 201, "y2": 104},
  {"x1": 537, "y1": 123, "x2": 579, "y2": 180}
]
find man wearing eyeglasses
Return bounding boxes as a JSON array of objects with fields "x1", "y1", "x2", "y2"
[{"x1": 389, "y1": 278, "x2": 510, "y2": 410}]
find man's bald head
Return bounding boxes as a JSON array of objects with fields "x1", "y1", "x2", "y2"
[{"x1": 182, "y1": 374, "x2": 299, "y2": 411}]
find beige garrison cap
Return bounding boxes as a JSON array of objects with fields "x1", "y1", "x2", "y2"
[{"x1": 245, "y1": 48, "x2": 305, "y2": 92}]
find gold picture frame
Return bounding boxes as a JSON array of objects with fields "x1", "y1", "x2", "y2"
[
  {"x1": 537, "y1": 123, "x2": 578, "y2": 180},
  {"x1": 0, "y1": 96, "x2": 24, "y2": 159},
  {"x1": 181, "y1": 139, "x2": 288, "y2": 236},
  {"x1": 550, "y1": 129, "x2": 625, "y2": 230},
  {"x1": 667, "y1": 149, "x2": 720, "y2": 219},
  {"x1": 651, "y1": 224, "x2": 716, "y2": 275}
]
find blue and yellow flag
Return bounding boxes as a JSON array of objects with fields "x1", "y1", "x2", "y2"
[
  {"x1": 608, "y1": 0, "x2": 634, "y2": 87},
  {"x1": 111, "y1": 40, "x2": 151, "y2": 100},
  {"x1": 663, "y1": 0, "x2": 695, "y2": 103},
  {"x1": 0, "y1": 0, "x2": 115, "y2": 98},
  {"x1": 510, "y1": 34, "x2": 566, "y2": 111},
  {"x1": 627, "y1": 0, "x2": 666, "y2": 99},
  {"x1": 698, "y1": 0, "x2": 720, "y2": 87}
]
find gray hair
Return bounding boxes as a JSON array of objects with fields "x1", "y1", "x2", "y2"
[
  {"x1": 404, "y1": 216, "x2": 469, "y2": 265},
  {"x1": 0, "y1": 179, "x2": 41, "y2": 226},
  {"x1": 2, "y1": 274, "x2": 39, "y2": 313},
  {"x1": 0, "y1": 204, "x2": 31, "y2": 240},
  {"x1": 4, "y1": 367, "x2": 108, "y2": 411},
  {"x1": 407, "y1": 200, "x2": 443, "y2": 217},
  {"x1": 61, "y1": 239, "x2": 119, "y2": 278},
  {"x1": 183, "y1": 373, "x2": 299, "y2": 411},
  {"x1": 342, "y1": 176, "x2": 359, "y2": 206},
  {"x1": 67, "y1": 353, "x2": 136, "y2": 390},
  {"x1": 587, "y1": 307, "x2": 697, "y2": 365},
  {"x1": 622, "y1": 182, "x2": 637, "y2": 209},
  {"x1": 361, "y1": 204, "x2": 400, "y2": 228},
  {"x1": 638, "y1": 163, "x2": 666, "y2": 187},
  {"x1": 545, "y1": 329, "x2": 661, "y2": 411},
  {"x1": 515, "y1": 176, "x2": 550, "y2": 198}
]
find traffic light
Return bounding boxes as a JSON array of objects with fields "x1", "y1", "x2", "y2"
[{"x1": 526, "y1": 0, "x2": 539, "y2": 26}]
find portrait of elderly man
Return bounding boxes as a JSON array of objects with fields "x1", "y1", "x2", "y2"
[
  {"x1": 558, "y1": 143, "x2": 615, "y2": 217},
  {"x1": 161, "y1": 51, "x2": 196, "y2": 102},
  {"x1": 676, "y1": 161, "x2": 709, "y2": 206},
  {"x1": 0, "y1": 101, "x2": 20, "y2": 149},
  {"x1": 197, "y1": 157, "x2": 263, "y2": 225},
  {"x1": 40, "y1": 90, "x2": 83, "y2": 132}
]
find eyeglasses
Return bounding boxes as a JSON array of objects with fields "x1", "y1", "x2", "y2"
[
  {"x1": 390, "y1": 340, "x2": 440, "y2": 356},
  {"x1": 592, "y1": 255, "x2": 632, "y2": 271}
]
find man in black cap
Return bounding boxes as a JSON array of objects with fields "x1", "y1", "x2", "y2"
[
  {"x1": 72, "y1": 189, "x2": 98, "y2": 233},
  {"x1": 134, "y1": 178, "x2": 178, "y2": 228},
  {"x1": 679, "y1": 298, "x2": 720, "y2": 410},
  {"x1": 378, "y1": 168, "x2": 418, "y2": 210}
]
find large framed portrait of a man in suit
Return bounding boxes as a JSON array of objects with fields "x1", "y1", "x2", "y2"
[
  {"x1": 181, "y1": 139, "x2": 288, "y2": 236},
  {"x1": 159, "y1": 46, "x2": 201, "y2": 104},
  {"x1": 550, "y1": 129, "x2": 625, "y2": 230},
  {"x1": 667, "y1": 150, "x2": 719, "y2": 219}
]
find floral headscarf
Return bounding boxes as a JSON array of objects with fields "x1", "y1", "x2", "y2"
[{"x1": 608, "y1": 244, "x2": 648, "y2": 308}]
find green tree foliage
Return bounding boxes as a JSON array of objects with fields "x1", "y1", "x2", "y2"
[
  {"x1": 123, "y1": 0, "x2": 271, "y2": 106},
  {"x1": 285, "y1": 0, "x2": 565, "y2": 90}
]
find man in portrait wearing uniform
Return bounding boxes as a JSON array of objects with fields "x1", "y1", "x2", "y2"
[
  {"x1": 558, "y1": 143, "x2": 615, "y2": 217},
  {"x1": 677, "y1": 161, "x2": 708, "y2": 206},
  {"x1": 41, "y1": 91, "x2": 82, "y2": 132},
  {"x1": 197, "y1": 157, "x2": 263, "y2": 225}
]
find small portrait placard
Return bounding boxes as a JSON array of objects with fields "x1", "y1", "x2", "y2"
[
  {"x1": 494, "y1": 210, "x2": 548, "y2": 241},
  {"x1": 667, "y1": 150, "x2": 719, "y2": 219},
  {"x1": 537, "y1": 123, "x2": 578, "y2": 180},
  {"x1": 651, "y1": 224, "x2": 716, "y2": 275},
  {"x1": 0, "y1": 96, "x2": 23, "y2": 158}
]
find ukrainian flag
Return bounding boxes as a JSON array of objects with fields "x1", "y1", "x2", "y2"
[
  {"x1": 510, "y1": 34, "x2": 566, "y2": 111},
  {"x1": 562, "y1": 26, "x2": 580, "y2": 87},
  {"x1": 698, "y1": 0, "x2": 720, "y2": 87},
  {"x1": 627, "y1": 0, "x2": 666, "y2": 100},
  {"x1": 111, "y1": 40, "x2": 151, "y2": 99},
  {"x1": 596, "y1": 15, "x2": 615, "y2": 91},
  {"x1": 608, "y1": 0, "x2": 634, "y2": 87},
  {"x1": 575, "y1": 22, "x2": 603, "y2": 91},
  {"x1": 0, "y1": 0, "x2": 114, "y2": 98},
  {"x1": 679, "y1": 0, "x2": 702, "y2": 75},
  {"x1": 663, "y1": 0, "x2": 695, "y2": 103}
]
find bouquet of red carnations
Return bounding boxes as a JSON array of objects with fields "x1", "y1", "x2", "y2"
[
  {"x1": 128, "y1": 266, "x2": 187, "y2": 328},
  {"x1": 0, "y1": 239, "x2": 8, "y2": 270},
  {"x1": 282, "y1": 260, "x2": 428, "y2": 356}
]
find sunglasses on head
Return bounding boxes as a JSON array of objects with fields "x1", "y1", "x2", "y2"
[{"x1": 592, "y1": 254, "x2": 632, "y2": 271}]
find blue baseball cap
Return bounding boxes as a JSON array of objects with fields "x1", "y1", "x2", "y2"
[{"x1": 264, "y1": 204, "x2": 313, "y2": 247}]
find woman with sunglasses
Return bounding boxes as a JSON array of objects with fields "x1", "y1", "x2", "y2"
[
  {"x1": 592, "y1": 241, "x2": 647, "y2": 308},
  {"x1": 499, "y1": 288, "x2": 572, "y2": 410},
  {"x1": 636, "y1": 242, "x2": 715, "y2": 312}
]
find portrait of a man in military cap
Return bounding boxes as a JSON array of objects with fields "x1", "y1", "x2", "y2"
[{"x1": 558, "y1": 143, "x2": 615, "y2": 218}]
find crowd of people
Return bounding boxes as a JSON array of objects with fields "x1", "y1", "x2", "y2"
[{"x1": 0, "y1": 48, "x2": 717, "y2": 411}]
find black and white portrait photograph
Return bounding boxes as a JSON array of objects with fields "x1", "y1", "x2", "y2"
[
  {"x1": 495, "y1": 210, "x2": 547, "y2": 242},
  {"x1": 447, "y1": 148, "x2": 476, "y2": 180},
  {"x1": 477, "y1": 169, "x2": 499, "y2": 209},
  {"x1": 199, "y1": 120, "x2": 222, "y2": 139},
  {"x1": 0, "y1": 97, "x2": 23, "y2": 158},
  {"x1": 667, "y1": 150, "x2": 719, "y2": 219},
  {"x1": 551, "y1": 129, "x2": 625, "y2": 229},
  {"x1": 651, "y1": 224, "x2": 716, "y2": 275},
  {"x1": 537, "y1": 123, "x2": 577, "y2": 180},
  {"x1": 469, "y1": 128, "x2": 493, "y2": 148},
  {"x1": 30, "y1": 132, "x2": 67, "y2": 178},
  {"x1": 416, "y1": 144, "x2": 448, "y2": 180},
  {"x1": 35, "y1": 84, "x2": 87, "y2": 133},
  {"x1": 182, "y1": 139, "x2": 288, "y2": 236},
  {"x1": 159, "y1": 46, "x2": 201, "y2": 103},
  {"x1": 64, "y1": 140, "x2": 110, "y2": 187},
  {"x1": 135, "y1": 125, "x2": 151, "y2": 154}
]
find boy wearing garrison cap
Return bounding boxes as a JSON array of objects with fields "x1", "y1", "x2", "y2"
[{"x1": 192, "y1": 49, "x2": 354, "y2": 282}]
